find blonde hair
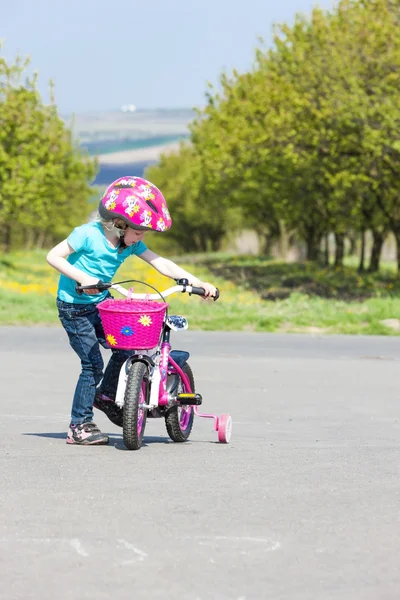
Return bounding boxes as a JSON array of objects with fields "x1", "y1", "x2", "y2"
[{"x1": 94, "y1": 211, "x2": 126, "y2": 238}]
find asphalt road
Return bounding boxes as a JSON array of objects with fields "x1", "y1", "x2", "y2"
[{"x1": 1, "y1": 328, "x2": 400, "y2": 600}]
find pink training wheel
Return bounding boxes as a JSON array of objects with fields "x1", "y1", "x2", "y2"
[{"x1": 217, "y1": 414, "x2": 232, "y2": 443}]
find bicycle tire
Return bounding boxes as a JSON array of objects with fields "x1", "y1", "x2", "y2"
[
  {"x1": 165, "y1": 363, "x2": 195, "y2": 442},
  {"x1": 123, "y1": 361, "x2": 148, "y2": 450}
]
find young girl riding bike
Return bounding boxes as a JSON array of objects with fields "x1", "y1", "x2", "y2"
[{"x1": 46, "y1": 176, "x2": 217, "y2": 446}]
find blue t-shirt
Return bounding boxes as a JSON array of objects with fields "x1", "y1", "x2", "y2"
[{"x1": 57, "y1": 222, "x2": 148, "y2": 303}]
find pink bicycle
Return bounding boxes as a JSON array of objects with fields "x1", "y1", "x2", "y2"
[{"x1": 76, "y1": 278, "x2": 232, "y2": 450}]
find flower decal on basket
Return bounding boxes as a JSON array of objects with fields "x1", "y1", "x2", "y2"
[
  {"x1": 106, "y1": 334, "x2": 117, "y2": 346},
  {"x1": 121, "y1": 325, "x2": 134, "y2": 336},
  {"x1": 138, "y1": 315, "x2": 152, "y2": 327}
]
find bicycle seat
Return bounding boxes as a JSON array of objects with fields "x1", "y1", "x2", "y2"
[{"x1": 170, "y1": 350, "x2": 190, "y2": 367}]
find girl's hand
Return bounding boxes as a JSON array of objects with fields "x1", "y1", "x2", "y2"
[
  {"x1": 78, "y1": 275, "x2": 103, "y2": 295},
  {"x1": 196, "y1": 281, "x2": 218, "y2": 300}
]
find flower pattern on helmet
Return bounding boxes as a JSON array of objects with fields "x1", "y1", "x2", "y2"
[
  {"x1": 105, "y1": 188, "x2": 120, "y2": 209},
  {"x1": 139, "y1": 184, "x2": 155, "y2": 201},
  {"x1": 157, "y1": 218, "x2": 166, "y2": 231},
  {"x1": 99, "y1": 176, "x2": 172, "y2": 231},
  {"x1": 124, "y1": 195, "x2": 140, "y2": 217},
  {"x1": 140, "y1": 210, "x2": 153, "y2": 228},
  {"x1": 116, "y1": 178, "x2": 137, "y2": 188},
  {"x1": 162, "y1": 203, "x2": 170, "y2": 221}
]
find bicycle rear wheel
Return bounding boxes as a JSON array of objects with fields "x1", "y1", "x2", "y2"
[
  {"x1": 165, "y1": 363, "x2": 195, "y2": 442},
  {"x1": 123, "y1": 361, "x2": 148, "y2": 450}
]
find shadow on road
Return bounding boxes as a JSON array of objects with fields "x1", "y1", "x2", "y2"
[
  {"x1": 24, "y1": 432, "x2": 66, "y2": 439},
  {"x1": 23, "y1": 431, "x2": 175, "y2": 450}
]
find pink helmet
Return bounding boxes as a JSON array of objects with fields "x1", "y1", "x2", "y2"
[{"x1": 98, "y1": 176, "x2": 172, "y2": 232}]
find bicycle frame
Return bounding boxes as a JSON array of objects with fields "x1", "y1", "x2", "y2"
[
  {"x1": 102, "y1": 280, "x2": 228, "y2": 435},
  {"x1": 114, "y1": 326, "x2": 220, "y2": 432}
]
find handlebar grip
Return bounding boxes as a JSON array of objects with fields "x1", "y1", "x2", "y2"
[
  {"x1": 190, "y1": 286, "x2": 220, "y2": 301},
  {"x1": 75, "y1": 280, "x2": 112, "y2": 295},
  {"x1": 190, "y1": 286, "x2": 206, "y2": 297}
]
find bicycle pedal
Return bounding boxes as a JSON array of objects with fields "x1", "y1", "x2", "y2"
[{"x1": 176, "y1": 393, "x2": 203, "y2": 405}]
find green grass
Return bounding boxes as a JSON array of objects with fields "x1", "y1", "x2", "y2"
[
  {"x1": 196, "y1": 254, "x2": 400, "y2": 301},
  {"x1": 0, "y1": 288, "x2": 59, "y2": 325},
  {"x1": 1, "y1": 250, "x2": 400, "y2": 334}
]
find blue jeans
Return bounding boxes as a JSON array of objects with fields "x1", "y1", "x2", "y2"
[{"x1": 56, "y1": 298, "x2": 133, "y2": 425}]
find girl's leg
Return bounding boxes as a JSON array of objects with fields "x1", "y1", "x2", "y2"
[
  {"x1": 93, "y1": 350, "x2": 133, "y2": 427},
  {"x1": 93, "y1": 312, "x2": 133, "y2": 427},
  {"x1": 69, "y1": 329, "x2": 104, "y2": 425},
  {"x1": 100, "y1": 349, "x2": 133, "y2": 399},
  {"x1": 95, "y1": 312, "x2": 133, "y2": 400},
  {"x1": 57, "y1": 302, "x2": 105, "y2": 425}
]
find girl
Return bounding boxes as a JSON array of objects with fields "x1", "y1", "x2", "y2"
[{"x1": 47, "y1": 176, "x2": 217, "y2": 446}]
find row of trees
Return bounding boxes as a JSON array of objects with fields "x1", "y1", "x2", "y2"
[
  {"x1": 0, "y1": 48, "x2": 97, "y2": 252},
  {"x1": 2, "y1": 1, "x2": 400, "y2": 272},
  {"x1": 146, "y1": 0, "x2": 400, "y2": 272}
]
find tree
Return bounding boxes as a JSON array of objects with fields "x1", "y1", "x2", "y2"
[
  {"x1": 0, "y1": 47, "x2": 97, "y2": 252},
  {"x1": 190, "y1": 0, "x2": 400, "y2": 271},
  {"x1": 145, "y1": 143, "x2": 241, "y2": 253}
]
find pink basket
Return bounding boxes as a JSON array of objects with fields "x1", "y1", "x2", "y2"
[{"x1": 98, "y1": 298, "x2": 168, "y2": 350}]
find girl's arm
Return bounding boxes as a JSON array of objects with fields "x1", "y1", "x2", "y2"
[
  {"x1": 46, "y1": 240, "x2": 101, "y2": 291},
  {"x1": 139, "y1": 249, "x2": 217, "y2": 298}
]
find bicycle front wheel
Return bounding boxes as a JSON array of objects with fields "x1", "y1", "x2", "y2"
[{"x1": 123, "y1": 361, "x2": 148, "y2": 450}]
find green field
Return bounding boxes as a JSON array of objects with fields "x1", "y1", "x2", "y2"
[{"x1": 1, "y1": 251, "x2": 400, "y2": 335}]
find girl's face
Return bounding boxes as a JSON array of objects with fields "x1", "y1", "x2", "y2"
[{"x1": 123, "y1": 227, "x2": 146, "y2": 245}]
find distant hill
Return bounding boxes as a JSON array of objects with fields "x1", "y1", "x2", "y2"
[
  {"x1": 92, "y1": 162, "x2": 156, "y2": 186},
  {"x1": 81, "y1": 134, "x2": 187, "y2": 156},
  {"x1": 66, "y1": 108, "x2": 194, "y2": 185},
  {"x1": 65, "y1": 108, "x2": 195, "y2": 143}
]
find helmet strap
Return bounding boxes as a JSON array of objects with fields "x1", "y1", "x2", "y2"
[{"x1": 118, "y1": 237, "x2": 128, "y2": 253}]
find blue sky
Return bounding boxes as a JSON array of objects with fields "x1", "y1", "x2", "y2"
[{"x1": 3, "y1": 0, "x2": 334, "y2": 114}]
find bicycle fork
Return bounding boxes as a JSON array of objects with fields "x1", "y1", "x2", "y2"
[{"x1": 114, "y1": 343, "x2": 201, "y2": 410}]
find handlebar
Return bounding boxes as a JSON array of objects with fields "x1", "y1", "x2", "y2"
[{"x1": 75, "y1": 278, "x2": 220, "y2": 301}]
